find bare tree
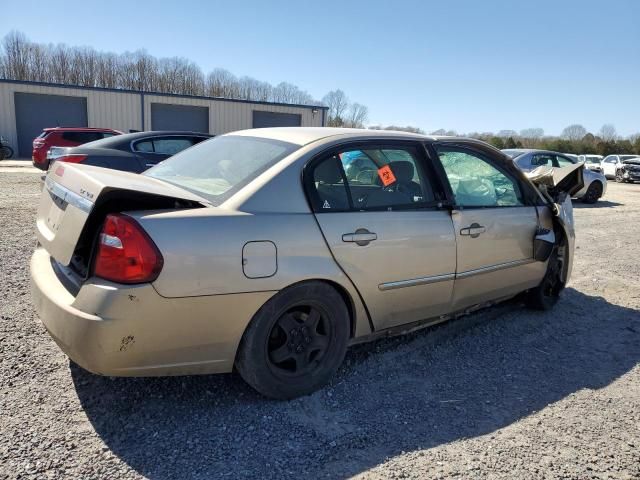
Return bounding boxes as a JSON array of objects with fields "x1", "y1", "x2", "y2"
[
  {"x1": 344, "y1": 103, "x2": 368, "y2": 128},
  {"x1": 2, "y1": 31, "x2": 31, "y2": 80},
  {"x1": 520, "y1": 128, "x2": 544, "y2": 139},
  {"x1": 561, "y1": 124, "x2": 587, "y2": 141},
  {"x1": 599, "y1": 124, "x2": 617, "y2": 142},
  {"x1": 497, "y1": 129, "x2": 518, "y2": 138},
  {"x1": 322, "y1": 90, "x2": 349, "y2": 126},
  {"x1": 0, "y1": 31, "x2": 330, "y2": 107}
]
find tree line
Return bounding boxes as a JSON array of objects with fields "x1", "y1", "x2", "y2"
[
  {"x1": 431, "y1": 125, "x2": 640, "y2": 156},
  {"x1": 0, "y1": 31, "x2": 369, "y2": 127}
]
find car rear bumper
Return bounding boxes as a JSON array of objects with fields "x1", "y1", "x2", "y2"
[{"x1": 30, "y1": 247, "x2": 276, "y2": 376}]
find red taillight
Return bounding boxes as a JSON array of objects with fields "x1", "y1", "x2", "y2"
[
  {"x1": 57, "y1": 154, "x2": 87, "y2": 164},
  {"x1": 93, "y1": 214, "x2": 163, "y2": 284}
]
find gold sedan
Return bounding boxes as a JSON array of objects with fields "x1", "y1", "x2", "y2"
[{"x1": 30, "y1": 128, "x2": 582, "y2": 399}]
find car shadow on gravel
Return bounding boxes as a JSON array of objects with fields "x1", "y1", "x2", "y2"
[
  {"x1": 71, "y1": 288, "x2": 640, "y2": 479},
  {"x1": 574, "y1": 200, "x2": 623, "y2": 208}
]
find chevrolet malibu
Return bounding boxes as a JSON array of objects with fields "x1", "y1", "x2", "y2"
[{"x1": 31, "y1": 128, "x2": 582, "y2": 399}]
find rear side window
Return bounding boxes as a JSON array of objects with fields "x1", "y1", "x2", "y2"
[
  {"x1": 437, "y1": 147, "x2": 524, "y2": 207},
  {"x1": 61, "y1": 132, "x2": 105, "y2": 143},
  {"x1": 555, "y1": 155, "x2": 575, "y2": 168},
  {"x1": 531, "y1": 153, "x2": 554, "y2": 167},
  {"x1": 308, "y1": 145, "x2": 435, "y2": 212},
  {"x1": 133, "y1": 137, "x2": 198, "y2": 155}
]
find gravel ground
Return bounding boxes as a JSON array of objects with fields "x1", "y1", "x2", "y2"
[{"x1": 1, "y1": 170, "x2": 638, "y2": 479}]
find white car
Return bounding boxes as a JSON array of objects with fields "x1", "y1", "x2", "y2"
[
  {"x1": 578, "y1": 154, "x2": 604, "y2": 173},
  {"x1": 601, "y1": 155, "x2": 640, "y2": 179}
]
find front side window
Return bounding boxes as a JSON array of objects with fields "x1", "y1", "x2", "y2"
[
  {"x1": 146, "y1": 135, "x2": 298, "y2": 203},
  {"x1": 308, "y1": 145, "x2": 435, "y2": 212},
  {"x1": 437, "y1": 147, "x2": 523, "y2": 207}
]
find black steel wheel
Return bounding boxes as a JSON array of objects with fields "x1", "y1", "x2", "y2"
[{"x1": 236, "y1": 281, "x2": 350, "y2": 399}]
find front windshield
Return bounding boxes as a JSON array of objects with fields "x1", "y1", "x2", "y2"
[
  {"x1": 621, "y1": 155, "x2": 639, "y2": 160},
  {"x1": 145, "y1": 135, "x2": 299, "y2": 203}
]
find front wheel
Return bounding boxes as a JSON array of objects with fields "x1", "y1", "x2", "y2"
[
  {"x1": 0, "y1": 146, "x2": 13, "y2": 160},
  {"x1": 236, "y1": 281, "x2": 350, "y2": 399},
  {"x1": 581, "y1": 181, "x2": 602, "y2": 204},
  {"x1": 524, "y1": 249, "x2": 563, "y2": 311},
  {"x1": 615, "y1": 170, "x2": 626, "y2": 183}
]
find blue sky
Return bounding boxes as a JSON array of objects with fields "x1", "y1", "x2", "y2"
[{"x1": 3, "y1": 0, "x2": 639, "y2": 136}]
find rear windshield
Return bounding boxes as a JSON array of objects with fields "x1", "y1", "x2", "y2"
[
  {"x1": 585, "y1": 156, "x2": 602, "y2": 163},
  {"x1": 502, "y1": 150, "x2": 524, "y2": 159},
  {"x1": 145, "y1": 135, "x2": 299, "y2": 203}
]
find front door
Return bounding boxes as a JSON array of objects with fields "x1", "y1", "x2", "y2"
[
  {"x1": 434, "y1": 145, "x2": 546, "y2": 310},
  {"x1": 307, "y1": 143, "x2": 457, "y2": 330},
  {"x1": 602, "y1": 156, "x2": 617, "y2": 178}
]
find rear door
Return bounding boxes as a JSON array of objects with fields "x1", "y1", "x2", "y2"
[
  {"x1": 434, "y1": 144, "x2": 546, "y2": 310},
  {"x1": 307, "y1": 141, "x2": 457, "y2": 331}
]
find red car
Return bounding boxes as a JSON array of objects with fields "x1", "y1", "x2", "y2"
[{"x1": 32, "y1": 127, "x2": 122, "y2": 169}]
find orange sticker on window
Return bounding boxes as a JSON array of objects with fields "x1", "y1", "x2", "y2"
[{"x1": 377, "y1": 165, "x2": 396, "y2": 187}]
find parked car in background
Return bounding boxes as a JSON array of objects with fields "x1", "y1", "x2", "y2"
[
  {"x1": 32, "y1": 127, "x2": 122, "y2": 169},
  {"x1": 31, "y1": 128, "x2": 582, "y2": 399},
  {"x1": 564, "y1": 153, "x2": 579, "y2": 163},
  {"x1": 578, "y1": 154, "x2": 604, "y2": 173},
  {"x1": 0, "y1": 135, "x2": 14, "y2": 160},
  {"x1": 601, "y1": 154, "x2": 640, "y2": 180},
  {"x1": 611, "y1": 156, "x2": 640, "y2": 183},
  {"x1": 43, "y1": 131, "x2": 211, "y2": 173},
  {"x1": 503, "y1": 149, "x2": 606, "y2": 204}
]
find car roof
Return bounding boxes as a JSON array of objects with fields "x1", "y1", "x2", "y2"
[
  {"x1": 502, "y1": 148, "x2": 568, "y2": 156},
  {"x1": 74, "y1": 130, "x2": 212, "y2": 150},
  {"x1": 230, "y1": 127, "x2": 441, "y2": 146}
]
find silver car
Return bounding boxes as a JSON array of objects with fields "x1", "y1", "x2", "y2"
[
  {"x1": 31, "y1": 129, "x2": 581, "y2": 399},
  {"x1": 504, "y1": 149, "x2": 606, "y2": 204}
]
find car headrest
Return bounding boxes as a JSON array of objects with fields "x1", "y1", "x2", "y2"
[
  {"x1": 388, "y1": 161, "x2": 414, "y2": 182},
  {"x1": 314, "y1": 158, "x2": 342, "y2": 184}
]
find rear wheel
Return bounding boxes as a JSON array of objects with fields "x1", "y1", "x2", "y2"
[
  {"x1": 236, "y1": 281, "x2": 350, "y2": 399},
  {"x1": 525, "y1": 248, "x2": 563, "y2": 311},
  {"x1": 0, "y1": 146, "x2": 11, "y2": 160},
  {"x1": 581, "y1": 181, "x2": 602, "y2": 204}
]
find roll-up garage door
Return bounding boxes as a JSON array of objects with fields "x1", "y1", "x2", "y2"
[
  {"x1": 14, "y1": 93, "x2": 88, "y2": 156},
  {"x1": 252, "y1": 111, "x2": 302, "y2": 128},
  {"x1": 151, "y1": 103, "x2": 209, "y2": 133}
]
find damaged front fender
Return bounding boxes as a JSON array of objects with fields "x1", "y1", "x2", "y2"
[{"x1": 527, "y1": 164, "x2": 580, "y2": 285}]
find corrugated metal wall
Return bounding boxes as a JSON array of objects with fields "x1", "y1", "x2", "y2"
[{"x1": 0, "y1": 81, "x2": 325, "y2": 156}]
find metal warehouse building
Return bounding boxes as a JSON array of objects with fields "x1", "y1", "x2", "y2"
[{"x1": 0, "y1": 79, "x2": 327, "y2": 157}]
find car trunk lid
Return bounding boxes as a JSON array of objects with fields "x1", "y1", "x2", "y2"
[{"x1": 37, "y1": 163, "x2": 209, "y2": 268}]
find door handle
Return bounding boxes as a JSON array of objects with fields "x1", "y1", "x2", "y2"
[
  {"x1": 460, "y1": 223, "x2": 486, "y2": 238},
  {"x1": 342, "y1": 228, "x2": 377, "y2": 246}
]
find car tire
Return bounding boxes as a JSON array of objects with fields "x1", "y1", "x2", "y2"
[
  {"x1": 581, "y1": 181, "x2": 602, "y2": 204},
  {"x1": 615, "y1": 170, "x2": 626, "y2": 183},
  {"x1": 236, "y1": 281, "x2": 350, "y2": 399},
  {"x1": 524, "y1": 248, "x2": 563, "y2": 311}
]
